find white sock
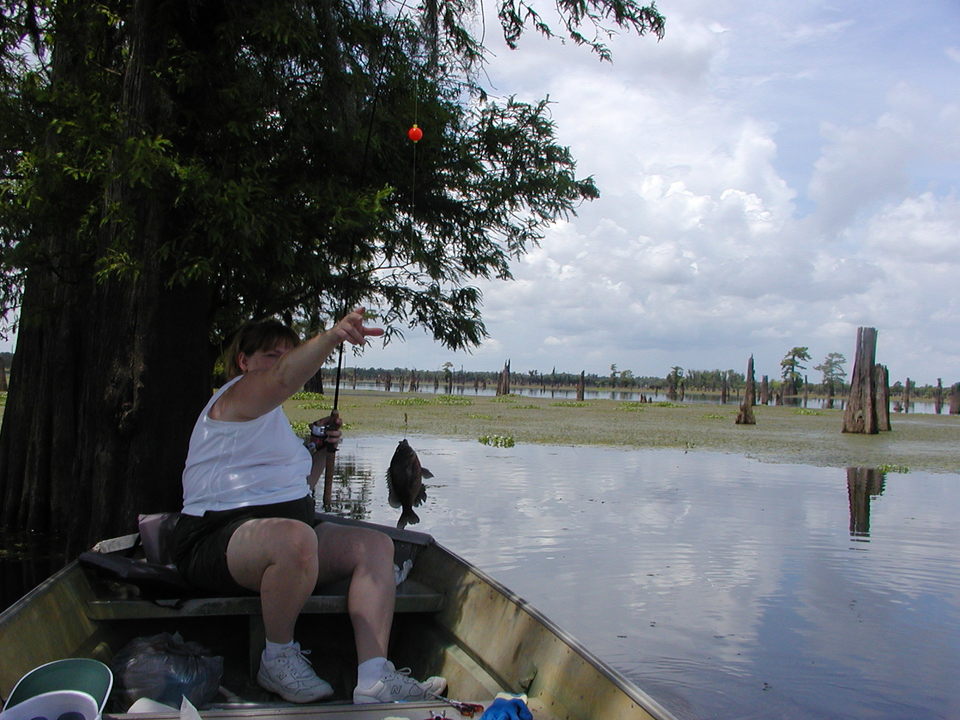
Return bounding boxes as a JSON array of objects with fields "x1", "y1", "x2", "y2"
[
  {"x1": 356, "y1": 657, "x2": 389, "y2": 688},
  {"x1": 263, "y1": 639, "x2": 296, "y2": 660}
]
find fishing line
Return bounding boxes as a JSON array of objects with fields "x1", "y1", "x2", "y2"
[
  {"x1": 322, "y1": 2, "x2": 424, "y2": 510},
  {"x1": 330, "y1": 0, "x2": 419, "y2": 416}
]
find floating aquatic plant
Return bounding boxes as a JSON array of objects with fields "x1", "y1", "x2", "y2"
[
  {"x1": 877, "y1": 464, "x2": 909, "y2": 474},
  {"x1": 479, "y1": 434, "x2": 515, "y2": 448}
]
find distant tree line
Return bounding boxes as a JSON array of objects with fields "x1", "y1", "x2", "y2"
[{"x1": 324, "y1": 345, "x2": 953, "y2": 402}]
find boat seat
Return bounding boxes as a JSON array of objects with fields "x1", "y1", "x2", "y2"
[
  {"x1": 84, "y1": 578, "x2": 444, "y2": 620},
  {"x1": 85, "y1": 578, "x2": 445, "y2": 677}
]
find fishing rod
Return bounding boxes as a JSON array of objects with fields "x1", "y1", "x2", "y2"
[{"x1": 319, "y1": 0, "x2": 421, "y2": 507}]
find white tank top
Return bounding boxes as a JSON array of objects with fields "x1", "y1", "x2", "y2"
[{"x1": 181, "y1": 376, "x2": 311, "y2": 516}]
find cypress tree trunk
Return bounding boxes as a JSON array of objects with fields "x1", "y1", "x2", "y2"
[
  {"x1": 736, "y1": 355, "x2": 756, "y2": 425},
  {"x1": 0, "y1": 0, "x2": 213, "y2": 552},
  {"x1": 842, "y1": 327, "x2": 879, "y2": 434},
  {"x1": 874, "y1": 364, "x2": 891, "y2": 432}
]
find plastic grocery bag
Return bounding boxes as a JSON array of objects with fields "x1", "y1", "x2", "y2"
[{"x1": 111, "y1": 632, "x2": 223, "y2": 709}]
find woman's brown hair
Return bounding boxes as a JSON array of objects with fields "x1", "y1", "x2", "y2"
[{"x1": 223, "y1": 319, "x2": 301, "y2": 379}]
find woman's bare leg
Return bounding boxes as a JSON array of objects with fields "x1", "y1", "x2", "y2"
[
  {"x1": 313, "y1": 523, "x2": 396, "y2": 662},
  {"x1": 227, "y1": 518, "x2": 319, "y2": 643}
]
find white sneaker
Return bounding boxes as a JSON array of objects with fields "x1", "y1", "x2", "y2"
[
  {"x1": 353, "y1": 661, "x2": 447, "y2": 704},
  {"x1": 257, "y1": 643, "x2": 334, "y2": 703}
]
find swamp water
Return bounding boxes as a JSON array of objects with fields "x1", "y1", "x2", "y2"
[
  {"x1": 1, "y1": 437, "x2": 956, "y2": 719},
  {"x1": 328, "y1": 436, "x2": 959, "y2": 720}
]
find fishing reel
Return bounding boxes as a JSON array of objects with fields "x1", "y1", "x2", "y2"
[
  {"x1": 304, "y1": 412, "x2": 340, "y2": 453},
  {"x1": 304, "y1": 423, "x2": 327, "y2": 452}
]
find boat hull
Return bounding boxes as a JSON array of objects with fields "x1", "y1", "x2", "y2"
[{"x1": 0, "y1": 518, "x2": 677, "y2": 720}]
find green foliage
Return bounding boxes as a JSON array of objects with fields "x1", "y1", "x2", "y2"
[
  {"x1": 289, "y1": 421, "x2": 311, "y2": 437},
  {"x1": 385, "y1": 395, "x2": 473, "y2": 406},
  {"x1": 877, "y1": 464, "x2": 909, "y2": 474},
  {"x1": 555, "y1": 401, "x2": 589, "y2": 407},
  {"x1": 814, "y1": 352, "x2": 847, "y2": 392},
  {"x1": 780, "y1": 347, "x2": 812, "y2": 389},
  {"x1": 291, "y1": 392, "x2": 327, "y2": 402},
  {"x1": 479, "y1": 434, "x2": 515, "y2": 447},
  {"x1": 0, "y1": 0, "x2": 666, "y2": 350}
]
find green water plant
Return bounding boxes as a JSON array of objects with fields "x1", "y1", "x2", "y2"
[
  {"x1": 479, "y1": 434, "x2": 515, "y2": 447},
  {"x1": 292, "y1": 392, "x2": 326, "y2": 401},
  {"x1": 385, "y1": 395, "x2": 473, "y2": 406},
  {"x1": 877, "y1": 464, "x2": 909, "y2": 474}
]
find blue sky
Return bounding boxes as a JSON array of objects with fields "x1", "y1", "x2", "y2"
[
  {"x1": 367, "y1": 0, "x2": 960, "y2": 385},
  {"x1": 4, "y1": 1, "x2": 958, "y2": 386}
]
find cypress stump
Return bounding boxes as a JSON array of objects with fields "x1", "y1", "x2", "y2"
[
  {"x1": 842, "y1": 327, "x2": 890, "y2": 434},
  {"x1": 736, "y1": 355, "x2": 756, "y2": 425}
]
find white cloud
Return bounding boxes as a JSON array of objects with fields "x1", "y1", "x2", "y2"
[{"x1": 353, "y1": 1, "x2": 960, "y2": 386}]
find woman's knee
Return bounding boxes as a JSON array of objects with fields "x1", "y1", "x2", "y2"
[
  {"x1": 315, "y1": 524, "x2": 393, "y2": 570},
  {"x1": 234, "y1": 517, "x2": 318, "y2": 566},
  {"x1": 365, "y1": 528, "x2": 395, "y2": 559}
]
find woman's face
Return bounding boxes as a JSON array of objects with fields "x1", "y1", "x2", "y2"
[{"x1": 238, "y1": 341, "x2": 294, "y2": 373}]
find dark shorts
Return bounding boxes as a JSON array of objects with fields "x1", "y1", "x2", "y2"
[{"x1": 172, "y1": 495, "x2": 316, "y2": 595}]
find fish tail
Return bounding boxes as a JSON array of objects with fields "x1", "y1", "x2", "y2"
[{"x1": 399, "y1": 508, "x2": 420, "y2": 529}]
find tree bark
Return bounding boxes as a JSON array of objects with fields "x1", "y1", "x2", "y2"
[
  {"x1": 760, "y1": 375, "x2": 769, "y2": 405},
  {"x1": 576, "y1": 371, "x2": 584, "y2": 402},
  {"x1": 842, "y1": 327, "x2": 879, "y2": 434},
  {"x1": 735, "y1": 355, "x2": 756, "y2": 425},
  {"x1": 949, "y1": 383, "x2": 960, "y2": 415},
  {"x1": 874, "y1": 364, "x2": 891, "y2": 432},
  {"x1": 496, "y1": 360, "x2": 511, "y2": 396},
  {"x1": 304, "y1": 370, "x2": 325, "y2": 394},
  {"x1": 0, "y1": 0, "x2": 214, "y2": 552}
]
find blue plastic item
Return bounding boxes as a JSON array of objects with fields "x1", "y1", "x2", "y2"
[{"x1": 480, "y1": 696, "x2": 533, "y2": 720}]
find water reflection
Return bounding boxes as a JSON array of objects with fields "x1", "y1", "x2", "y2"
[
  {"x1": 319, "y1": 437, "x2": 960, "y2": 720},
  {"x1": 2, "y1": 439, "x2": 957, "y2": 720},
  {"x1": 846, "y1": 467, "x2": 886, "y2": 539}
]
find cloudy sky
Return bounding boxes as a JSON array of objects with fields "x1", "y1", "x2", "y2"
[
  {"x1": 3, "y1": 1, "x2": 957, "y2": 387},
  {"x1": 370, "y1": 0, "x2": 960, "y2": 386}
]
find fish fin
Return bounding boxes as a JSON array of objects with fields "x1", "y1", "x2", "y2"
[
  {"x1": 413, "y1": 486, "x2": 427, "y2": 507},
  {"x1": 399, "y1": 508, "x2": 420, "y2": 527},
  {"x1": 421, "y1": 467, "x2": 434, "y2": 479}
]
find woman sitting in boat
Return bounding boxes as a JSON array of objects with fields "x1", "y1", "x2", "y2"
[{"x1": 171, "y1": 308, "x2": 446, "y2": 704}]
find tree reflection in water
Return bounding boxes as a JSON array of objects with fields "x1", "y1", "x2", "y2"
[{"x1": 846, "y1": 466, "x2": 886, "y2": 539}]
